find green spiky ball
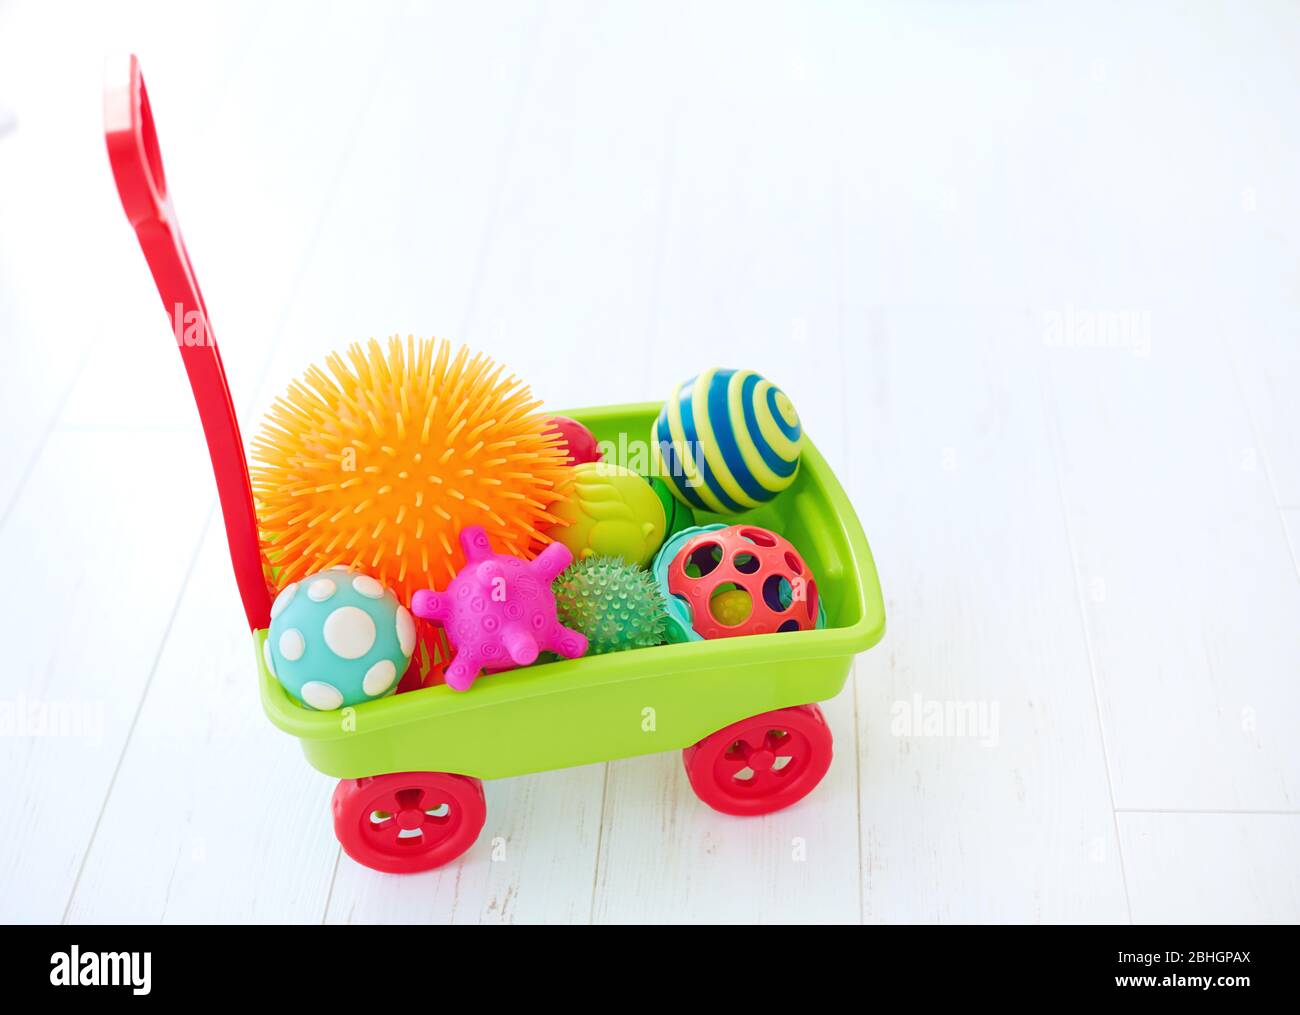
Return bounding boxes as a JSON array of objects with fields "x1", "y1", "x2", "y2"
[{"x1": 554, "y1": 556, "x2": 668, "y2": 655}]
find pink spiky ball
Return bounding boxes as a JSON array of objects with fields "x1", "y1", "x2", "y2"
[{"x1": 411, "y1": 526, "x2": 588, "y2": 691}]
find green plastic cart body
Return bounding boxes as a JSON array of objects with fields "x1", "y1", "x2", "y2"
[{"x1": 257, "y1": 402, "x2": 885, "y2": 782}]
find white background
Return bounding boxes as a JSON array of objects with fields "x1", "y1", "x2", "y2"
[{"x1": 1, "y1": 0, "x2": 1298, "y2": 923}]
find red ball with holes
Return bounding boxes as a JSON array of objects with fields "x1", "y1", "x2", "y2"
[{"x1": 667, "y1": 525, "x2": 819, "y2": 639}]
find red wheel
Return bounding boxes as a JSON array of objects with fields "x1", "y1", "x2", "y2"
[
  {"x1": 332, "y1": 771, "x2": 486, "y2": 874},
  {"x1": 682, "y1": 704, "x2": 833, "y2": 816}
]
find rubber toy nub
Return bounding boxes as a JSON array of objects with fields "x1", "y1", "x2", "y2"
[{"x1": 410, "y1": 527, "x2": 588, "y2": 691}]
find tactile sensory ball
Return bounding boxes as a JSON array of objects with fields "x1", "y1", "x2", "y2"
[
  {"x1": 251, "y1": 337, "x2": 571, "y2": 610},
  {"x1": 553, "y1": 556, "x2": 668, "y2": 655},
  {"x1": 651, "y1": 368, "x2": 802, "y2": 515},
  {"x1": 665, "y1": 524, "x2": 819, "y2": 640},
  {"x1": 548, "y1": 462, "x2": 666, "y2": 567},
  {"x1": 547, "y1": 415, "x2": 602, "y2": 466},
  {"x1": 265, "y1": 568, "x2": 416, "y2": 710},
  {"x1": 649, "y1": 476, "x2": 695, "y2": 544},
  {"x1": 708, "y1": 587, "x2": 754, "y2": 626},
  {"x1": 411, "y1": 526, "x2": 588, "y2": 691}
]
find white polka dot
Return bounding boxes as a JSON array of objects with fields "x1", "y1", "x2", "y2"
[
  {"x1": 270, "y1": 582, "x2": 298, "y2": 620},
  {"x1": 329, "y1": 564, "x2": 351, "y2": 572},
  {"x1": 323, "y1": 606, "x2": 376, "y2": 659},
  {"x1": 300, "y1": 681, "x2": 344, "y2": 711},
  {"x1": 363, "y1": 659, "x2": 397, "y2": 696},
  {"x1": 352, "y1": 575, "x2": 385, "y2": 599},
  {"x1": 395, "y1": 606, "x2": 416, "y2": 657},
  {"x1": 262, "y1": 639, "x2": 276, "y2": 677},
  {"x1": 279, "y1": 628, "x2": 306, "y2": 661},
  {"x1": 307, "y1": 577, "x2": 336, "y2": 602}
]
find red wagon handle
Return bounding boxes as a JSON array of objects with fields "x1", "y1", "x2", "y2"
[{"x1": 104, "y1": 54, "x2": 271, "y2": 631}]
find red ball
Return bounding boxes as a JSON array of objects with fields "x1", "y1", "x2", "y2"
[
  {"x1": 547, "y1": 415, "x2": 602, "y2": 466},
  {"x1": 667, "y1": 525, "x2": 819, "y2": 639}
]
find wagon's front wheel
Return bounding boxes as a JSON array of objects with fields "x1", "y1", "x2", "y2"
[
  {"x1": 683, "y1": 704, "x2": 833, "y2": 816},
  {"x1": 332, "y1": 771, "x2": 486, "y2": 874}
]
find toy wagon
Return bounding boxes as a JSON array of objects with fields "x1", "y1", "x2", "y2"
[{"x1": 105, "y1": 56, "x2": 886, "y2": 874}]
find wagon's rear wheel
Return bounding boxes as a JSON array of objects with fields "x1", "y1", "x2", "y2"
[
  {"x1": 332, "y1": 771, "x2": 486, "y2": 874},
  {"x1": 682, "y1": 704, "x2": 833, "y2": 816}
]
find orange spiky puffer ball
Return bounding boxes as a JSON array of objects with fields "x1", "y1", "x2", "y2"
[{"x1": 250, "y1": 336, "x2": 572, "y2": 614}]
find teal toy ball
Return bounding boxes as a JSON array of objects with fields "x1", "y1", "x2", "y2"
[
  {"x1": 554, "y1": 556, "x2": 668, "y2": 655},
  {"x1": 650, "y1": 368, "x2": 802, "y2": 515},
  {"x1": 265, "y1": 567, "x2": 415, "y2": 710},
  {"x1": 651, "y1": 525, "x2": 727, "y2": 643}
]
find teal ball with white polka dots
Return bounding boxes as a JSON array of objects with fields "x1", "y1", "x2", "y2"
[{"x1": 265, "y1": 567, "x2": 416, "y2": 710}]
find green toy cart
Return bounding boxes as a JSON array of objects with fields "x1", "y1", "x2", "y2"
[{"x1": 106, "y1": 55, "x2": 885, "y2": 874}]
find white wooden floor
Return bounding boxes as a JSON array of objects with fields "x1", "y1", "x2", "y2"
[{"x1": 2, "y1": 0, "x2": 1299, "y2": 924}]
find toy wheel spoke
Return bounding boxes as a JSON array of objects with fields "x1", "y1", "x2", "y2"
[
  {"x1": 391, "y1": 787, "x2": 430, "y2": 812},
  {"x1": 420, "y1": 796, "x2": 448, "y2": 817},
  {"x1": 369, "y1": 792, "x2": 404, "y2": 817},
  {"x1": 769, "y1": 733, "x2": 800, "y2": 766},
  {"x1": 768, "y1": 729, "x2": 793, "y2": 752},
  {"x1": 367, "y1": 812, "x2": 395, "y2": 832},
  {"x1": 749, "y1": 727, "x2": 789, "y2": 754},
  {"x1": 423, "y1": 809, "x2": 453, "y2": 832},
  {"x1": 719, "y1": 745, "x2": 752, "y2": 775}
]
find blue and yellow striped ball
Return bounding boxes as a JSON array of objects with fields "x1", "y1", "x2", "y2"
[{"x1": 650, "y1": 368, "x2": 802, "y2": 515}]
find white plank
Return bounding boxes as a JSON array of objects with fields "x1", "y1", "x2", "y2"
[
  {"x1": 1281, "y1": 509, "x2": 1300, "y2": 578},
  {"x1": 594, "y1": 697, "x2": 862, "y2": 925},
  {"x1": 1225, "y1": 304, "x2": 1300, "y2": 508},
  {"x1": 458, "y1": 0, "x2": 689, "y2": 409},
  {"x1": 821, "y1": 10, "x2": 1144, "y2": 917},
  {"x1": 0, "y1": 3, "x2": 265, "y2": 923},
  {"x1": 0, "y1": 431, "x2": 212, "y2": 922},
  {"x1": 641, "y1": 1, "x2": 849, "y2": 424},
  {"x1": 998, "y1": 5, "x2": 1300, "y2": 810},
  {"x1": 58, "y1": 0, "x2": 395, "y2": 432},
  {"x1": 1040, "y1": 305, "x2": 1300, "y2": 811},
  {"x1": 1119, "y1": 812, "x2": 1300, "y2": 924},
  {"x1": 254, "y1": 0, "x2": 548, "y2": 409},
  {"x1": 1165, "y1": 9, "x2": 1300, "y2": 508},
  {"x1": 65, "y1": 521, "x2": 338, "y2": 924},
  {"x1": 910, "y1": 4, "x2": 1300, "y2": 814},
  {"x1": 843, "y1": 308, "x2": 1129, "y2": 923},
  {"x1": 0, "y1": 0, "x2": 263, "y2": 508}
]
